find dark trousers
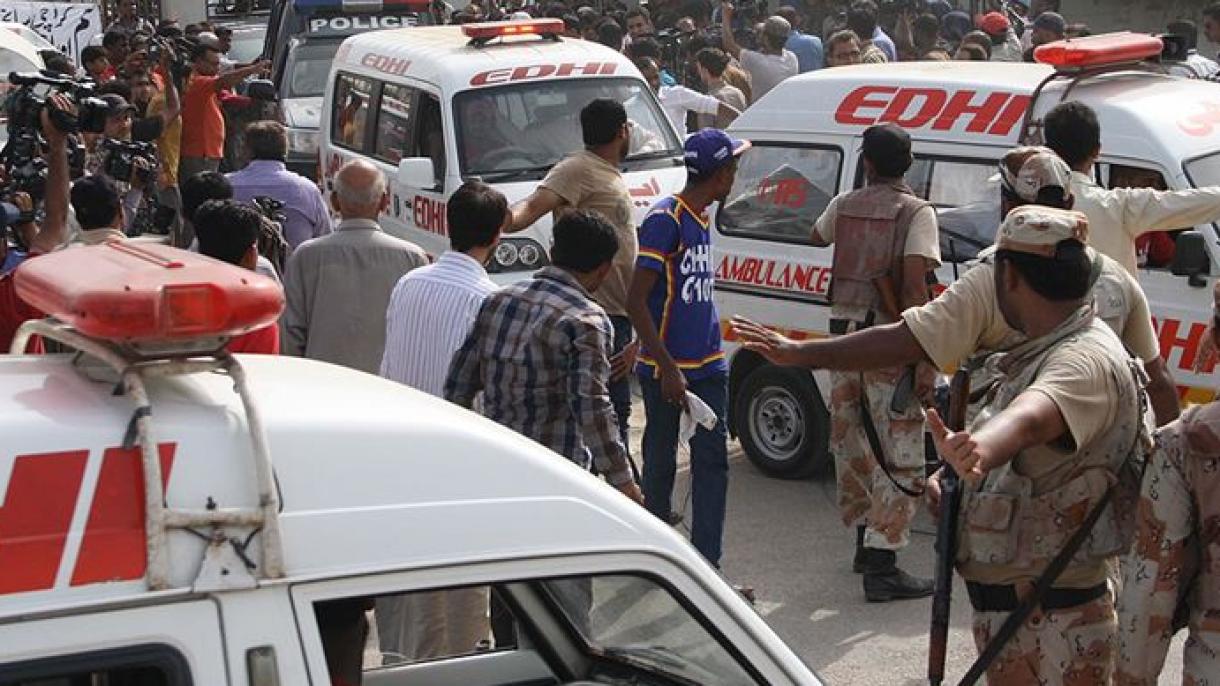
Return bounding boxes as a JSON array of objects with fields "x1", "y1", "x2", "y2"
[
  {"x1": 608, "y1": 315, "x2": 633, "y2": 452},
  {"x1": 639, "y1": 372, "x2": 729, "y2": 566}
]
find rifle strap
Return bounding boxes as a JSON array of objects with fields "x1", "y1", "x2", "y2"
[
  {"x1": 857, "y1": 375, "x2": 924, "y2": 499},
  {"x1": 957, "y1": 486, "x2": 1114, "y2": 686}
]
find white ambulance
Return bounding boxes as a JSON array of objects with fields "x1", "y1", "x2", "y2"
[
  {"x1": 0, "y1": 243, "x2": 819, "y2": 685},
  {"x1": 317, "y1": 19, "x2": 686, "y2": 277},
  {"x1": 716, "y1": 33, "x2": 1220, "y2": 478}
]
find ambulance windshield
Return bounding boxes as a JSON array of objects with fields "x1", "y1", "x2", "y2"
[
  {"x1": 454, "y1": 78, "x2": 682, "y2": 181},
  {"x1": 1186, "y1": 150, "x2": 1220, "y2": 190},
  {"x1": 286, "y1": 39, "x2": 341, "y2": 98}
]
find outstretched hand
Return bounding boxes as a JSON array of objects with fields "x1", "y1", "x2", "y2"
[
  {"x1": 926, "y1": 408, "x2": 985, "y2": 486},
  {"x1": 730, "y1": 317, "x2": 807, "y2": 367}
]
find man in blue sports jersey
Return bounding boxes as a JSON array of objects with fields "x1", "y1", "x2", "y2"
[{"x1": 627, "y1": 128, "x2": 750, "y2": 567}]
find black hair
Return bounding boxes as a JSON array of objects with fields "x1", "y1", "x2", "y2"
[
  {"x1": 42, "y1": 52, "x2": 74, "y2": 76},
  {"x1": 995, "y1": 240, "x2": 1091, "y2": 301},
  {"x1": 244, "y1": 121, "x2": 288, "y2": 161},
  {"x1": 447, "y1": 180, "x2": 507, "y2": 252},
  {"x1": 194, "y1": 200, "x2": 261, "y2": 265},
  {"x1": 581, "y1": 98, "x2": 627, "y2": 147},
  {"x1": 82, "y1": 45, "x2": 108, "y2": 66},
  {"x1": 628, "y1": 36, "x2": 662, "y2": 60},
  {"x1": 102, "y1": 30, "x2": 128, "y2": 49},
  {"x1": 913, "y1": 13, "x2": 940, "y2": 42},
  {"x1": 181, "y1": 171, "x2": 233, "y2": 223},
  {"x1": 1044, "y1": 101, "x2": 1101, "y2": 169},
  {"x1": 960, "y1": 30, "x2": 993, "y2": 59},
  {"x1": 596, "y1": 17, "x2": 624, "y2": 49},
  {"x1": 696, "y1": 47, "x2": 731, "y2": 76},
  {"x1": 544, "y1": 2, "x2": 569, "y2": 19},
  {"x1": 862, "y1": 124, "x2": 913, "y2": 178},
  {"x1": 680, "y1": 0, "x2": 711, "y2": 23},
  {"x1": 97, "y1": 79, "x2": 132, "y2": 101},
  {"x1": 550, "y1": 209, "x2": 619, "y2": 272},
  {"x1": 190, "y1": 42, "x2": 219, "y2": 62},
  {"x1": 625, "y1": 7, "x2": 650, "y2": 22},
  {"x1": 1168, "y1": 19, "x2": 1199, "y2": 50},
  {"x1": 70, "y1": 175, "x2": 122, "y2": 230},
  {"x1": 847, "y1": 1, "x2": 878, "y2": 42},
  {"x1": 561, "y1": 13, "x2": 580, "y2": 31}
]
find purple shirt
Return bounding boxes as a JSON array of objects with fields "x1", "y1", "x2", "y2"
[{"x1": 227, "y1": 160, "x2": 333, "y2": 250}]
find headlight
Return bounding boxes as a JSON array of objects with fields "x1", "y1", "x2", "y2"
[
  {"x1": 490, "y1": 238, "x2": 550, "y2": 273},
  {"x1": 285, "y1": 127, "x2": 320, "y2": 156}
]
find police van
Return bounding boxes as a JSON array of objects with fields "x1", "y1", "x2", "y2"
[
  {"x1": 251, "y1": 0, "x2": 442, "y2": 178},
  {"x1": 318, "y1": 19, "x2": 685, "y2": 275},
  {"x1": 716, "y1": 33, "x2": 1220, "y2": 478},
  {"x1": 0, "y1": 242, "x2": 820, "y2": 685}
]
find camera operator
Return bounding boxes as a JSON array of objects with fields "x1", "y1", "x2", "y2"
[
  {"x1": 720, "y1": 2, "x2": 798, "y2": 103},
  {"x1": 625, "y1": 7, "x2": 655, "y2": 39},
  {"x1": 82, "y1": 46, "x2": 112, "y2": 83},
  {"x1": 102, "y1": 31, "x2": 129, "y2": 80},
  {"x1": 179, "y1": 41, "x2": 270, "y2": 182},
  {"x1": 83, "y1": 93, "x2": 159, "y2": 236},
  {"x1": 0, "y1": 96, "x2": 74, "y2": 352}
]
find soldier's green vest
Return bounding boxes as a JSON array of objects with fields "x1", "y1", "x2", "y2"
[{"x1": 957, "y1": 306, "x2": 1151, "y2": 574}]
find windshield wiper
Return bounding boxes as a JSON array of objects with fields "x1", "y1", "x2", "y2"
[
  {"x1": 601, "y1": 646, "x2": 701, "y2": 686},
  {"x1": 625, "y1": 150, "x2": 682, "y2": 163},
  {"x1": 476, "y1": 164, "x2": 555, "y2": 183}
]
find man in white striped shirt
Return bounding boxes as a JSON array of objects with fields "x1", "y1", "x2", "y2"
[{"x1": 375, "y1": 180, "x2": 506, "y2": 662}]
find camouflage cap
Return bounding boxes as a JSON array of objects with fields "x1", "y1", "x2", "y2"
[
  {"x1": 996, "y1": 205, "x2": 1089, "y2": 257},
  {"x1": 999, "y1": 146, "x2": 1073, "y2": 203}
]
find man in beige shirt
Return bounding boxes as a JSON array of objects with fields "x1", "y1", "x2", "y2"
[
  {"x1": 510, "y1": 98, "x2": 638, "y2": 454},
  {"x1": 1045, "y1": 101, "x2": 1220, "y2": 275},
  {"x1": 734, "y1": 146, "x2": 1180, "y2": 428}
]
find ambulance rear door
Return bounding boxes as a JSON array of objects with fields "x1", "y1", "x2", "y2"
[{"x1": 0, "y1": 600, "x2": 228, "y2": 684}]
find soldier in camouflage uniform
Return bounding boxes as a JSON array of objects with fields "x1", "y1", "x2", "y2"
[
  {"x1": 808, "y1": 124, "x2": 941, "y2": 601},
  {"x1": 926, "y1": 205, "x2": 1145, "y2": 685},
  {"x1": 1116, "y1": 281, "x2": 1220, "y2": 685}
]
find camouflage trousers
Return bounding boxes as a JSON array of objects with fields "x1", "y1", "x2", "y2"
[
  {"x1": 971, "y1": 593, "x2": 1116, "y2": 685},
  {"x1": 1115, "y1": 402, "x2": 1220, "y2": 685},
  {"x1": 829, "y1": 368, "x2": 926, "y2": 551}
]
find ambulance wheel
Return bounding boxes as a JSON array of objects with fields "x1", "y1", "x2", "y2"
[{"x1": 739, "y1": 366, "x2": 829, "y2": 479}]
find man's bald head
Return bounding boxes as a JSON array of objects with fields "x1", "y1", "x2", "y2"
[{"x1": 333, "y1": 159, "x2": 388, "y2": 219}]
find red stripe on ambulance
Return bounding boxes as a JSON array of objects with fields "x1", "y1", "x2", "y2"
[
  {"x1": 834, "y1": 86, "x2": 1031, "y2": 137},
  {"x1": 0, "y1": 444, "x2": 177, "y2": 594}
]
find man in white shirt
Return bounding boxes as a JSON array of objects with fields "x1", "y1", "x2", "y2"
[
  {"x1": 636, "y1": 57, "x2": 739, "y2": 134},
  {"x1": 721, "y1": 3, "x2": 799, "y2": 102},
  {"x1": 1044, "y1": 101, "x2": 1220, "y2": 274},
  {"x1": 375, "y1": 180, "x2": 507, "y2": 662}
]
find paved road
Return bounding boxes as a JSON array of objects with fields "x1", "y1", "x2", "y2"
[{"x1": 628, "y1": 409, "x2": 1187, "y2": 684}]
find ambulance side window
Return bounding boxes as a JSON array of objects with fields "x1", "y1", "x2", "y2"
[
  {"x1": 0, "y1": 644, "x2": 188, "y2": 685},
  {"x1": 1100, "y1": 163, "x2": 1181, "y2": 269},
  {"x1": 904, "y1": 156, "x2": 1000, "y2": 264},
  {"x1": 716, "y1": 143, "x2": 843, "y2": 243},
  {"x1": 331, "y1": 72, "x2": 375, "y2": 153},
  {"x1": 374, "y1": 83, "x2": 416, "y2": 166}
]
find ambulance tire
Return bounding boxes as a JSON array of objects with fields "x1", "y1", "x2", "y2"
[{"x1": 739, "y1": 365, "x2": 829, "y2": 479}]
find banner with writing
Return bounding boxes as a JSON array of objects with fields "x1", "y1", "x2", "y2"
[{"x1": 0, "y1": 2, "x2": 103, "y2": 64}]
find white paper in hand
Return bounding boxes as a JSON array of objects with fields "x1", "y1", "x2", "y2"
[{"x1": 679, "y1": 391, "x2": 718, "y2": 445}]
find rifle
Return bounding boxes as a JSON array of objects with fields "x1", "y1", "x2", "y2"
[{"x1": 927, "y1": 368, "x2": 970, "y2": 686}]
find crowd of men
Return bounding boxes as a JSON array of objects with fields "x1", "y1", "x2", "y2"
[{"x1": 8, "y1": 0, "x2": 1220, "y2": 684}]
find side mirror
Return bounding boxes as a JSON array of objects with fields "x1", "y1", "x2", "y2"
[
  {"x1": 1171, "y1": 230, "x2": 1211, "y2": 287},
  {"x1": 246, "y1": 79, "x2": 277, "y2": 101},
  {"x1": 398, "y1": 157, "x2": 436, "y2": 189}
]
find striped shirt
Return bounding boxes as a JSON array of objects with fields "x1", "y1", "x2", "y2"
[
  {"x1": 380, "y1": 251, "x2": 497, "y2": 397},
  {"x1": 444, "y1": 267, "x2": 632, "y2": 486}
]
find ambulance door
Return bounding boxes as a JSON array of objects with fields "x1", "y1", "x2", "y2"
[
  {"x1": 712, "y1": 135, "x2": 846, "y2": 479},
  {"x1": 291, "y1": 553, "x2": 815, "y2": 686},
  {"x1": 1098, "y1": 157, "x2": 1217, "y2": 401},
  {"x1": 370, "y1": 80, "x2": 449, "y2": 257},
  {"x1": 0, "y1": 601, "x2": 228, "y2": 684}
]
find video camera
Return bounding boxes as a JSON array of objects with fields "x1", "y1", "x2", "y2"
[
  {"x1": 2, "y1": 71, "x2": 102, "y2": 197},
  {"x1": 100, "y1": 138, "x2": 159, "y2": 187},
  {"x1": 148, "y1": 35, "x2": 197, "y2": 84}
]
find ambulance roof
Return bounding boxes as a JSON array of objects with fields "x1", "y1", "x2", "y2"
[
  {"x1": 0, "y1": 354, "x2": 695, "y2": 617},
  {"x1": 336, "y1": 26, "x2": 637, "y2": 91},
  {"x1": 734, "y1": 62, "x2": 1220, "y2": 172}
]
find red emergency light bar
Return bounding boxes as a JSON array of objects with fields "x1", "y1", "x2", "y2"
[
  {"x1": 462, "y1": 19, "x2": 564, "y2": 43},
  {"x1": 1034, "y1": 32, "x2": 1163, "y2": 70},
  {"x1": 15, "y1": 242, "x2": 284, "y2": 343}
]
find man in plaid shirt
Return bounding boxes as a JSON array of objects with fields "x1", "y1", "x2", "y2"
[{"x1": 445, "y1": 210, "x2": 644, "y2": 504}]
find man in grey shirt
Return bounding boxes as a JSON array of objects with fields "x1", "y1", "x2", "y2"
[
  {"x1": 721, "y1": 2, "x2": 799, "y2": 103},
  {"x1": 281, "y1": 159, "x2": 427, "y2": 373}
]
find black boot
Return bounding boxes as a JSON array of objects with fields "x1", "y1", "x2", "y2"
[
  {"x1": 852, "y1": 525, "x2": 867, "y2": 573},
  {"x1": 860, "y1": 548, "x2": 934, "y2": 602}
]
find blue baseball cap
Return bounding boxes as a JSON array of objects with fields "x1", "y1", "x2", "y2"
[{"x1": 684, "y1": 128, "x2": 751, "y2": 180}]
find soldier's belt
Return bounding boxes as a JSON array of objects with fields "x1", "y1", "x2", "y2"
[{"x1": 965, "y1": 581, "x2": 1107, "y2": 613}]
